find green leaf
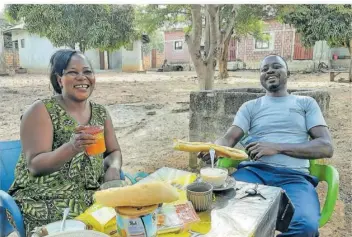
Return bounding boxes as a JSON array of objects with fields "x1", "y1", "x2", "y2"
[
  {"x1": 278, "y1": 4, "x2": 352, "y2": 48},
  {"x1": 5, "y1": 4, "x2": 137, "y2": 52}
]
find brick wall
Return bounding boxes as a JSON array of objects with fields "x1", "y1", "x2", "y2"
[
  {"x1": 164, "y1": 30, "x2": 190, "y2": 64},
  {"x1": 143, "y1": 53, "x2": 151, "y2": 70},
  {"x1": 164, "y1": 30, "x2": 185, "y2": 41},
  {"x1": 143, "y1": 50, "x2": 164, "y2": 70},
  {"x1": 236, "y1": 19, "x2": 296, "y2": 62},
  {"x1": 155, "y1": 50, "x2": 165, "y2": 68},
  {"x1": 163, "y1": 21, "x2": 296, "y2": 67},
  {"x1": 3, "y1": 49, "x2": 20, "y2": 70}
]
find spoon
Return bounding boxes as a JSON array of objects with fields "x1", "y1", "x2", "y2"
[
  {"x1": 209, "y1": 148, "x2": 215, "y2": 168},
  {"x1": 245, "y1": 183, "x2": 259, "y2": 195},
  {"x1": 60, "y1": 208, "x2": 70, "y2": 232},
  {"x1": 244, "y1": 183, "x2": 266, "y2": 200}
]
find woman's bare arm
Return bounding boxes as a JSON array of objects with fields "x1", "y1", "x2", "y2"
[{"x1": 21, "y1": 101, "x2": 95, "y2": 176}]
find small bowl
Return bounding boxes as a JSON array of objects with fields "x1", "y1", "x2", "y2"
[
  {"x1": 45, "y1": 220, "x2": 86, "y2": 234},
  {"x1": 200, "y1": 167, "x2": 229, "y2": 188}
]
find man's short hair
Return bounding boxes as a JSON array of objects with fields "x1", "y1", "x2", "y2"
[{"x1": 262, "y1": 54, "x2": 290, "y2": 76}]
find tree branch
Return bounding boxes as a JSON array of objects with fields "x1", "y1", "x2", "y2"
[
  {"x1": 205, "y1": 5, "x2": 219, "y2": 63},
  {"x1": 186, "y1": 5, "x2": 202, "y2": 63},
  {"x1": 189, "y1": 5, "x2": 202, "y2": 49},
  {"x1": 221, "y1": 5, "x2": 238, "y2": 44},
  {"x1": 204, "y1": 11, "x2": 211, "y2": 58},
  {"x1": 207, "y1": 4, "x2": 218, "y2": 17}
]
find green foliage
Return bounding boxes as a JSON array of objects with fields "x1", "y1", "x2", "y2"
[
  {"x1": 136, "y1": 5, "x2": 270, "y2": 43},
  {"x1": 5, "y1": 4, "x2": 136, "y2": 52},
  {"x1": 142, "y1": 31, "x2": 164, "y2": 54},
  {"x1": 135, "y1": 4, "x2": 191, "y2": 34},
  {"x1": 222, "y1": 5, "x2": 268, "y2": 40},
  {"x1": 279, "y1": 4, "x2": 352, "y2": 49}
]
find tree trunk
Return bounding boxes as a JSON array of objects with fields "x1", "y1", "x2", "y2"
[
  {"x1": 194, "y1": 59, "x2": 216, "y2": 90},
  {"x1": 186, "y1": 5, "x2": 217, "y2": 90},
  {"x1": 349, "y1": 39, "x2": 352, "y2": 82},
  {"x1": 79, "y1": 42, "x2": 86, "y2": 54},
  {"x1": 349, "y1": 55, "x2": 352, "y2": 82},
  {"x1": 218, "y1": 34, "x2": 231, "y2": 79},
  {"x1": 216, "y1": 5, "x2": 238, "y2": 80}
]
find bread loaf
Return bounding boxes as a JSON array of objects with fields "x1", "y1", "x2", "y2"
[
  {"x1": 115, "y1": 204, "x2": 158, "y2": 217},
  {"x1": 173, "y1": 139, "x2": 248, "y2": 160},
  {"x1": 94, "y1": 182, "x2": 179, "y2": 207}
]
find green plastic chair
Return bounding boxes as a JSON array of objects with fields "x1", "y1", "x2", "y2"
[{"x1": 217, "y1": 149, "x2": 339, "y2": 227}]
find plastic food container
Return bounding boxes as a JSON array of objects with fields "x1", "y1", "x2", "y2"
[{"x1": 115, "y1": 210, "x2": 157, "y2": 237}]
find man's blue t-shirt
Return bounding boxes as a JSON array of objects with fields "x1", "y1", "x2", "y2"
[{"x1": 233, "y1": 94, "x2": 327, "y2": 173}]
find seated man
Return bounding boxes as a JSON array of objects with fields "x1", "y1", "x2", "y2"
[{"x1": 199, "y1": 55, "x2": 333, "y2": 237}]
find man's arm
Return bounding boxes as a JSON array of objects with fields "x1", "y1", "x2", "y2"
[
  {"x1": 216, "y1": 100, "x2": 251, "y2": 147},
  {"x1": 246, "y1": 125, "x2": 334, "y2": 160},
  {"x1": 198, "y1": 125, "x2": 245, "y2": 163},
  {"x1": 214, "y1": 125, "x2": 245, "y2": 147},
  {"x1": 198, "y1": 101, "x2": 251, "y2": 163}
]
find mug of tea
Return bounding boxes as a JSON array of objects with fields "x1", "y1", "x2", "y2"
[{"x1": 186, "y1": 182, "x2": 213, "y2": 212}]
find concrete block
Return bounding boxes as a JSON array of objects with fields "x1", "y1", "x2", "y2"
[{"x1": 288, "y1": 60, "x2": 315, "y2": 72}]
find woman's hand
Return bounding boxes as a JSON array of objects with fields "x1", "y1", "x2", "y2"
[
  {"x1": 104, "y1": 166, "x2": 121, "y2": 182},
  {"x1": 69, "y1": 125, "x2": 96, "y2": 153}
]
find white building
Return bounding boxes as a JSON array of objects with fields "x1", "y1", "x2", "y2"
[{"x1": 4, "y1": 23, "x2": 144, "y2": 73}]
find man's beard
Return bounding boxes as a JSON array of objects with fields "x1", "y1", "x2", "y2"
[{"x1": 268, "y1": 84, "x2": 280, "y2": 92}]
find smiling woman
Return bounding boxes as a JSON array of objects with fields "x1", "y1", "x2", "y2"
[{"x1": 8, "y1": 49, "x2": 123, "y2": 234}]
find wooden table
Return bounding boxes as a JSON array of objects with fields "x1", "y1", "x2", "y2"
[{"x1": 139, "y1": 167, "x2": 289, "y2": 237}]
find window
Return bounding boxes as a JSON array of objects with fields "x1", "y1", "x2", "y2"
[
  {"x1": 13, "y1": 41, "x2": 18, "y2": 49},
  {"x1": 125, "y1": 42, "x2": 133, "y2": 51},
  {"x1": 255, "y1": 33, "x2": 270, "y2": 49},
  {"x1": 4, "y1": 34, "x2": 12, "y2": 49},
  {"x1": 21, "y1": 39, "x2": 25, "y2": 48},
  {"x1": 174, "y1": 41, "x2": 183, "y2": 50}
]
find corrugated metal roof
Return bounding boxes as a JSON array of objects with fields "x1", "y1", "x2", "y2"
[{"x1": 3, "y1": 22, "x2": 24, "y2": 32}]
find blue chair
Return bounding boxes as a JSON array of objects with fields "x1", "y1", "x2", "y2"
[
  {"x1": 0, "y1": 140, "x2": 148, "y2": 237},
  {"x1": 0, "y1": 140, "x2": 25, "y2": 237}
]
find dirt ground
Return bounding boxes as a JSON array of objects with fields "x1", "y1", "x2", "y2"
[{"x1": 1, "y1": 70, "x2": 351, "y2": 236}]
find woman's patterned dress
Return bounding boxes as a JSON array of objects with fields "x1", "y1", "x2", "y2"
[{"x1": 9, "y1": 97, "x2": 107, "y2": 234}]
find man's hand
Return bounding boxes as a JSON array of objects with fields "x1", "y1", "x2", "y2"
[
  {"x1": 245, "y1": 142, "x2": 280, "y2": 160},
  {"x1": 104, "y1": 166, "x2": 121, "y2": 182},
  {"x1": 197, "y1": 151, "x2": 218, "y2": 164}
]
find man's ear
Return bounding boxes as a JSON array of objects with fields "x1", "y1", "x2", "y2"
[{"x1": 287, "y1": 71, "x2": 291, "y2": 77}]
